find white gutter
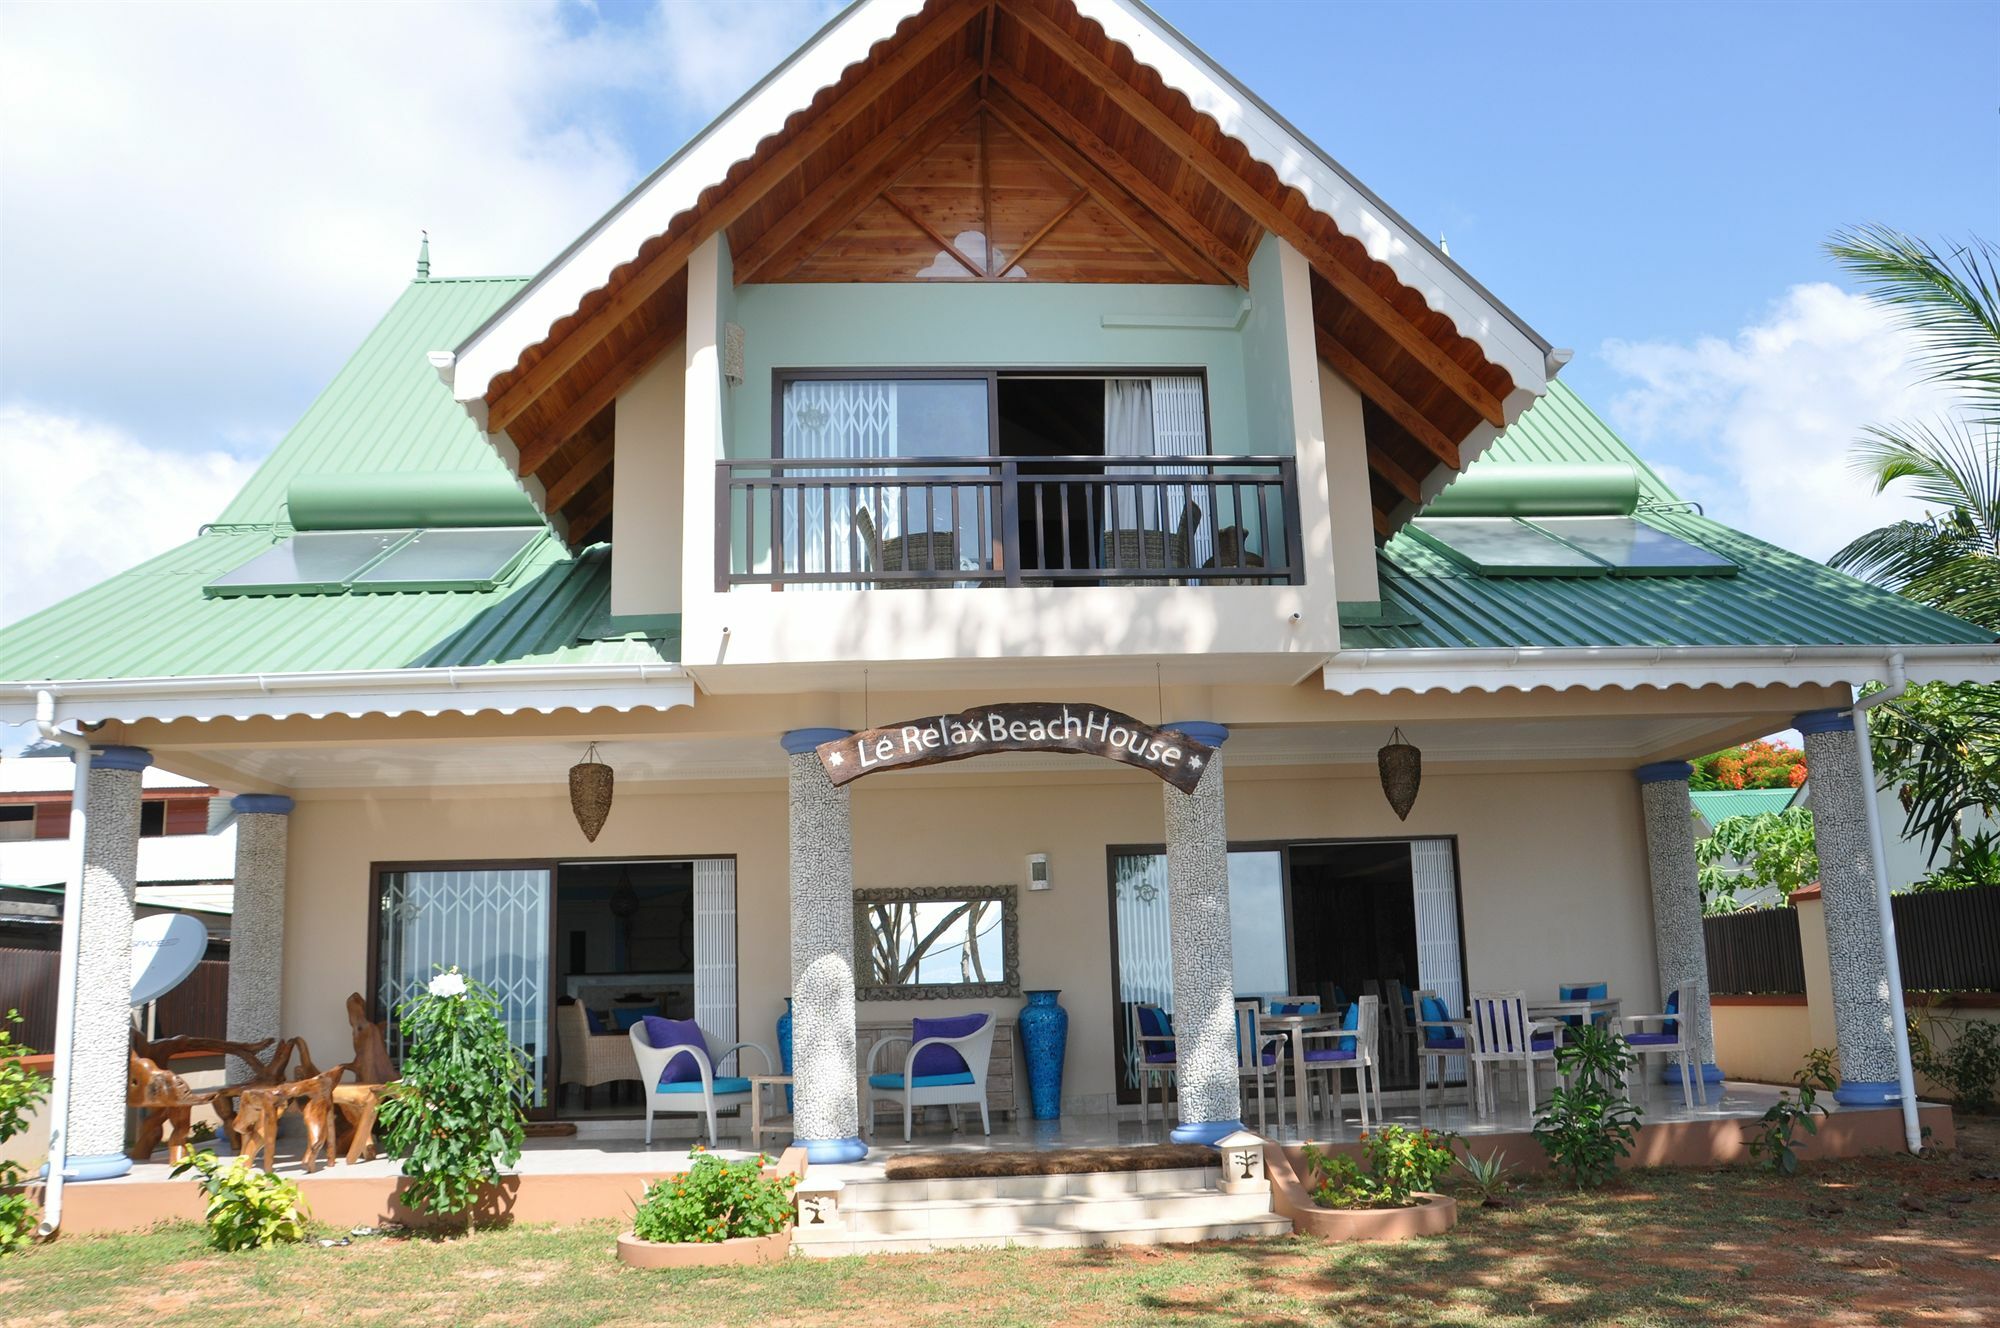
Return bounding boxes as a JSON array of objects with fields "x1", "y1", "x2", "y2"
[
  {"x1": 1324, "y1": 643, "x2": 2000, "y2": 695},
  {"x1": 1845, "y1": 653, "x2": 1923, "y2": 1154},
  {"x1": 31, "y1": 690, "x2": 91, "y2": 1237},
  {"x1": 0, "y1": 662, "x2": 695, "y2": 727}
]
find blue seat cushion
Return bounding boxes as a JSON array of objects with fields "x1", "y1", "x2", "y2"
[
  {"x1": 1418, "y1": 995, "x2": 1455, "y2": 1046},
  {"x1": 1663, "y1": 989, "x2": 1680, "y2": 1038},
  {"x1": 1423, "y1": 1035, "x2": 1466, "y2": 1051},
  {"x1": 657, "y1": 1076, "x2": 751, "y2": 1096},
  {"x1": 868, "y1": 1071, "x2": 976, "y2": 1091},
  {"x1": 613, "y1": 1007, "x2": 654, "y2": 1032},
  {"x1": 1626, "y1": 1032, "x2": 1678, "y2": 1047},
  {"x1": 1336, "y1": 1001, "x2": 1359, "y2": 1053},
  {"x1": 584, "y1": 1006, "x2": 608, "y2": 1035},
  {"x1": 1143, "y1": 1049, "x2": 1177, "y2": 1065},
  {"x1": 1267, "y1": 1000, "x2": 1320, "y2": 1016},
  {"x1": 1530, "y1": 1035, "x2": 1556, "y2": 1052},
  {"x1": 912, "y1": 1014, "x2": 987, "y2": 1077},
  {"x1": 1137, "y1": 1005, "x2": 1174, "y2": 1046},
  {"x1": 640, "y1": 1016, "x2": 708, "y2": 1084},
  {"x1": 1559, "y1": 982, "x2": 1609, "y2": 1026},
  {"x1": 1303, "y1": 1047, "x2": 1354, "y2": 1063}
]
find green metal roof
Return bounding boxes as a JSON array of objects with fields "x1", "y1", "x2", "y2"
[
  {"x1": 1345, "y1": 383, "x2": 1996, "y2": 650},
  {"x1": 0, "y1": 278, "x2": 678, "y2": 682},
  {"x1": 218, "y1": 277, "x2": 531, "y2": 526},
  {"x1": 1690, "y1": 789, "x2": 1800, "y2": 826}
]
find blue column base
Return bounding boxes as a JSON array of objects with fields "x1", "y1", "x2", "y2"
[
  {"x1": 1170, "y1": 1119, "x2": 1246, "y2": 1147},
  {"x1": 1832, "y1": 1080, "x2": 1902, "y2": 1107},
  {"x1": 42, "y1": 1152, "x2": 133, "y2": 1181},
  {"x1": 793, "y1": 1135, "x2": 869, "y2": 1164},
  {"x1": 1659, "y1": 1062, "x2": 1726, "y2": 1086}
]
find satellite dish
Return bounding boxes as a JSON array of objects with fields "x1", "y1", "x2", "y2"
[{"x1": 131, "y1": 913, "x2": 209, "y2": 1007}]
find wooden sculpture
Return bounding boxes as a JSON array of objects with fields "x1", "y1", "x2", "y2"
[
  {"x1": 231, "y1": 1060, "x2": 348, "y2": 1174},
  {"x1": 332, "y1": 993, "x2": 398, "y2": 1165},
  {"x1": 127, "y1": 1049, "x2": 211, "y2": 1163}
]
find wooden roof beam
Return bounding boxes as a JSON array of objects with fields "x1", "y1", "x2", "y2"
[
  {"x1": 516, "y1": 313, "x2": 684, "y2": 478},
  {"x1": 1366, "y1": 440, "x2": 1424, "y2": 505},
  {"x1": 564, "y1": 483, "x2": 616, "y2": 548},
  {"x1": 1316, "y1": 328, "x2": 1459, "y2": 471},
  {"x1": 734, "y1": 71, "x2": 983, "y2": 283},
  {"x1": 986, "y1": 72, "x2": 1242, "y2": 284},
  {"x1": 486, "y1": 0, "x2": 985, "y2": 436},
  {"x1": 1006, "y1": 1, "x2": 1506, "y2": 427},
  {"x1": 540, "y1": 429, "x2": 615, "y2": 512}
]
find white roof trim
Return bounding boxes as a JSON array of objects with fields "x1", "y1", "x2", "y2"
[
  {"x1": 445, "y1": 0, "x2": 1548, "y2": 406},
  {"x1": 1323, "y1": 645, "x2": 2000, "y2": 698},
  {"x1": 2, "y1": 665, "x2": 695, "y2": 726}
]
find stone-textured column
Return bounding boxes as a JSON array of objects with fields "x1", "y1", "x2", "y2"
[
  {"x1": 1634, "y1": 761, "x2": 1722, "y2": 1083},
  {"x1": 1160, "y1": 722, "x2": 1245, "y2": 1145},
  {"x1": 1796, "y1": 708, "x2": 1899, "y2": 1104},
  {"x1": 225, "y1": 794, "x2": 294, "y2": 1083},
  {"x1": 61, "y1": 745, "x2": 150, "y2": 1180},
  {"x1": 782, "y1": 729, "x2": 866, "y2": 1163}
]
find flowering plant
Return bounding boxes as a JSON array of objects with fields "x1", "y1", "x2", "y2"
[
  {"x1": 1301, "y1": 1125, "x2": 1459, "y2": 1209},
  {"x1": 427, "y1": 971, "x2": 469, "y2": 999},
  {"x1": 630, "y1": 1148, "x2": 798, "y2": 1244}
]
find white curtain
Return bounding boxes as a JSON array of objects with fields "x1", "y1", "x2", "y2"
[
  {"x1": 781, "y1": 380, "x2": 898, "y2": 588},
  {"x1": 693, "y1": 859, "x2": 738, "y2": 1074},
  {"x1": 1411, "y1": 840, "x2": 1466, "y2": 1082},
  {"x1": 1102, "y1": 377, "x2": 1211, "y2": 564},
  {"x1": 1113, "y1": 852, "x2": 1174, "y2": 1089}
]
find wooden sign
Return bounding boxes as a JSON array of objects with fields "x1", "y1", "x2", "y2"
[{"x1": 817, "y1": 703, "x2": 1216, "y2": 792}]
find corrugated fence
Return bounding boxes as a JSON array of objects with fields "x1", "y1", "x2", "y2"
[
  {"x1": 1706, "y1": 887, "x2": 2000, "y2": 996},
  {"x1": 0, "y1": 946, "x2": 228, "y2": 1053}
]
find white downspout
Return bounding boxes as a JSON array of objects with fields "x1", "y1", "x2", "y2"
[
  {"x1": 1845, "y1": 652, "x2": 1922, "y2": 1154},
  {"x1": 31, "y1": 690, "x2": 93, "y2": 1236}
]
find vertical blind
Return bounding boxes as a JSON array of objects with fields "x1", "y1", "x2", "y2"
[
  {"x1": 692, "y1": 858, "x2": 739, "y2": 1073},
  {"x1": 1410, "y1": 839, "x2": 1466, "y2": 1081}
]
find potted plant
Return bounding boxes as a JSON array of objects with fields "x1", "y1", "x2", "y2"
[
  {"x1": 1291, "y1": 1125, "x2": 1459, "y2": 1241},
  {"x1": 616, "y1": 1146, "x2": 799, "y2": 1268}
]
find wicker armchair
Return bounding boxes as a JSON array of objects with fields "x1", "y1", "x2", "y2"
[
  {"x1": 556, "y1": 998, "x2": 640, "y2": 1106},
  {"x1": 1100, "y1": 499, "x2": 1202, "y2": 584},
  {"x1": 853, "y1": 504, "x2": 964, "y2": 584}
]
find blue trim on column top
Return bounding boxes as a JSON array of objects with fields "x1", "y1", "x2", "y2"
[
  {"x1": 1832, "y1": 1079, "x2": 1901, "y2": 1106},
  {"x1": 230, "y1": 794, "x2": 296, "y2": 816},
  {"x1": 46, "y1": 1151, "x2": 133, "y2": 1181},
  {"x1": 793, "y1": 1135, "x2": 868, "y2": 1163},
  {"x1": 86, "y1": 745, "x2": 152, "y2": 772},
  {"x1": 1793, "y1": 708, "x2": 1855, "y2": 736},
  {"x1": 1634, "y1": 760, "x2": 1694, "y2": 785},
  {"x1": 781, "y1": 728, "x2": 851, "y2": 755},
  {"x1": 1164, "y1": 721, "x2": 1229, "y2": 748},
  {"x1": 1172, "y1": 1118, "x2": 1247, "y2": 1147}
]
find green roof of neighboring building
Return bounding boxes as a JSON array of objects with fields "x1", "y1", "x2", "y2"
[
  {"x1": 1344, "y1": 383, "x2": 1996, "y2": 651},
  {"x1": 0, "y1": 278, "x2": 678, "y2": 682},
  {"x1": 1689, "y1": 789, "x2": 1800, "y2": 826}
]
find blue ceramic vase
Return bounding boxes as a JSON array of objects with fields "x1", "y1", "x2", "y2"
[
  {"x1": 775, "y1": 997, "x2": 795, "y2": 1111},
  {"x1": 1018, "y1": 989, "x2": 1069, "y2": 1120}
]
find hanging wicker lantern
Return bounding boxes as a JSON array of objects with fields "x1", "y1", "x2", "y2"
[
  {"x1": 1377, "y1": 727, "x2": 1421, "y2": 821},
  {"x1": 569, "y1": 743, "x2": 614, "y2": 842}
]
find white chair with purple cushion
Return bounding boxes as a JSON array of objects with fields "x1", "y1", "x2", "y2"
[
  {"x1": 1234, "y1": 999, "x2": 1292, "y2": 1133},
  {"x1": 1132, "y1": 1003, "x2": 1179, "y2": 1125},
  {"x1": 1299, "y1": 995, "x2": 1380, "y2": 1130},
  {"x1": 863, "y1": 1013, "x2": 996, "y2": 1142},
  {"x1": 1411, "y1": 988, "x2": 1470, "y2": 1117},
  {"x1": 629, "y1": 1016, "x2": 775, "y2": 1146},
  {"x1": 1467, "y1": 991, "x2": 1560, "y2": 1118},
  {"x1": 1618, "y1": 980, "x2": 1705, "y2": 1109}
]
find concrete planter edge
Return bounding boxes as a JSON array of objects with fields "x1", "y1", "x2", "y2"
[
  {"x1": 616, "y1": 1229, "x2": 794, "y2": 1268},
  {"x1": 1290, "y1": 1192, "x2": 1458, "y2": 1242}
]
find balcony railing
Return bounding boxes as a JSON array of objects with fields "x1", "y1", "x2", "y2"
[{"x1": 715, "y1": 454, "x2": 1302, "y2": 590}]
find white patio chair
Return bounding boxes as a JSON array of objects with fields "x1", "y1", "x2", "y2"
[
  {"x1": 1299, "y1": 995, "x2": 1381, "y2": 1130},
  {"x1": 1234, "y1": 999, "x2": 1288, "y2": 1134},
  {"x1": 629, "y1": 1021, "x2": 775, "y2": 1147},
  {"x1": 1466, "y1": 991, "x2": 1561, "y2": 1118},
  {"x1": 1618, "y1": 980, "x2": 1706, "y2": 1109},
  {"x1": 1410, "y1": 988, "x2": 1470, "y2": 1117},
  {"x1": 863, "y1": 1014, "x2": 997, "y2": 1141},
  {"x1": 1131, "y1": 1002, "x2": 1179, "y2": 1125}
]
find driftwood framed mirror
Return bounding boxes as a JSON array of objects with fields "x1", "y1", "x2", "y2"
[{"x1": 852, "y1": 884, "x2": 1020, "y2": 1001}]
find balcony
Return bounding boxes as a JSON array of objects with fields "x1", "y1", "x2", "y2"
[{"x1": 715, "y1": 455, "x2": 1303, "y2": 591}]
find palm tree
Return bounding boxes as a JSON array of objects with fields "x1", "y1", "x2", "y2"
[{"x1": 1823, "y1": 226, "x2": 2000, "y2": 630}]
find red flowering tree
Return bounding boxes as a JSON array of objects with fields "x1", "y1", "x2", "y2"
[{"x1": 1691, "y1": 740, "x2": 1807, "y2": 791}]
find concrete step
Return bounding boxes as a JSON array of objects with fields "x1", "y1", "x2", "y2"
[
  {"x1": 833, "y1": 1186, "x2": 1274, "y2": 1238},
  {"x1": 837, "y1": 1164, "x2": 1222, "y2": 1206},
  {"x1": 794, "y1": 1211, "x2": 1291, "y2": 1256}
]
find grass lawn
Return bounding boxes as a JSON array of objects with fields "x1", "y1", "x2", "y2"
[{"x1": 5, "y1": 1117, "x2": 1997, "y2": 1328}]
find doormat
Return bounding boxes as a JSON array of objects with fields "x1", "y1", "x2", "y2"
[
  {"x1": 524, "y1": 1122, "x2": 579, "y2": 1139},
  {"x1": 883, "y1": 1143, "x2": 1215, "y2": 1180}
]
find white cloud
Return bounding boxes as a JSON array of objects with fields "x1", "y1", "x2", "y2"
[
  {"x1": 1601, "y1": 283, "x2": 1958, "y2": 562},
  {"x1": 0, "y1": 404, "x2": 257, "y2": 624}
]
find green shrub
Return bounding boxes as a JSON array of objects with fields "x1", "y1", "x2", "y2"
[
  {"x1": 1300, "y1": 1126, "x2": 1458, "y2": 1209},
  {"x1": 0, "y1": 1009, "x2": 48, "y2": 1255},
  {"x1": 1911, "y1": 1015, "x2": 2000, "y2": 1113},
  {"x1": 170, "y1": 1150, "x2": 310, "y2": 1250},
  {"x1": 630, "y1": 1149, "x2": 798, "y2": 1243},
  {"x1": 1454, "y1": 1148, "x2": 1512, "y2": 1206},
  {"x1": 378, "y1": 967, "x2": 529, "y2": 1221},
  {"x1": 1745, "y1": 1049, "x2": 1838, "y2": 1175},
  {"x1": 1533, "y1": 1024, "x2": 1642, "y2": 1188}
]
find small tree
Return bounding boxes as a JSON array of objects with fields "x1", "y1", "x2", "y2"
[
  {"x1": 377, "y1": 969, "x2": 528, "y2": 1225},
  {"x1": 1690, "y1": 740, "x2": 1807, "y2": 791},
  {"x1": 0, "y1": 1010, "x2": 49, "y2": 1254},
  {"x1": 1695, "y1": 808, "x2": 1820, "y2": 913}
]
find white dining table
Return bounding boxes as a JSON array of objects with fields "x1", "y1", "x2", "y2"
[{"x1": 1256, "y1": 1009, "x2": 1348, "y2": 1132}]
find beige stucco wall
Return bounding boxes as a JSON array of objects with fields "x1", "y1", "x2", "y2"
[
  {"x1": 610, "y1": 339, "x2": 686, "y2": 616},
  {"x1": 1710, "y1": 999, "x2": 1817, "y2": 1084},
  {"x1": 279, "y1": 759, "x2": 1659, "y2": 1113}
]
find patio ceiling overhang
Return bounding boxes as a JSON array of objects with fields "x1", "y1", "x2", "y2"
[
  {"x1": 0, "y1": 663, "x2": 696, "y2": 728},
  {"x1": 1321, "y1": 643, "x2": 2000, "y2": 698},
  {"x1": 436, "y1": 0, "x2": 1554, "y2": 546}
]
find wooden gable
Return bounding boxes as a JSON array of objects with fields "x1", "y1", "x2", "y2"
[{"x1": 474, "y1": 0, "x2": 1539, "y2": 546}]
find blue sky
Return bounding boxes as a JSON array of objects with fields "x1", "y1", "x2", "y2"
[{"x1": 2, "y1": 0, "x2": 1995, "y2": 625}]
